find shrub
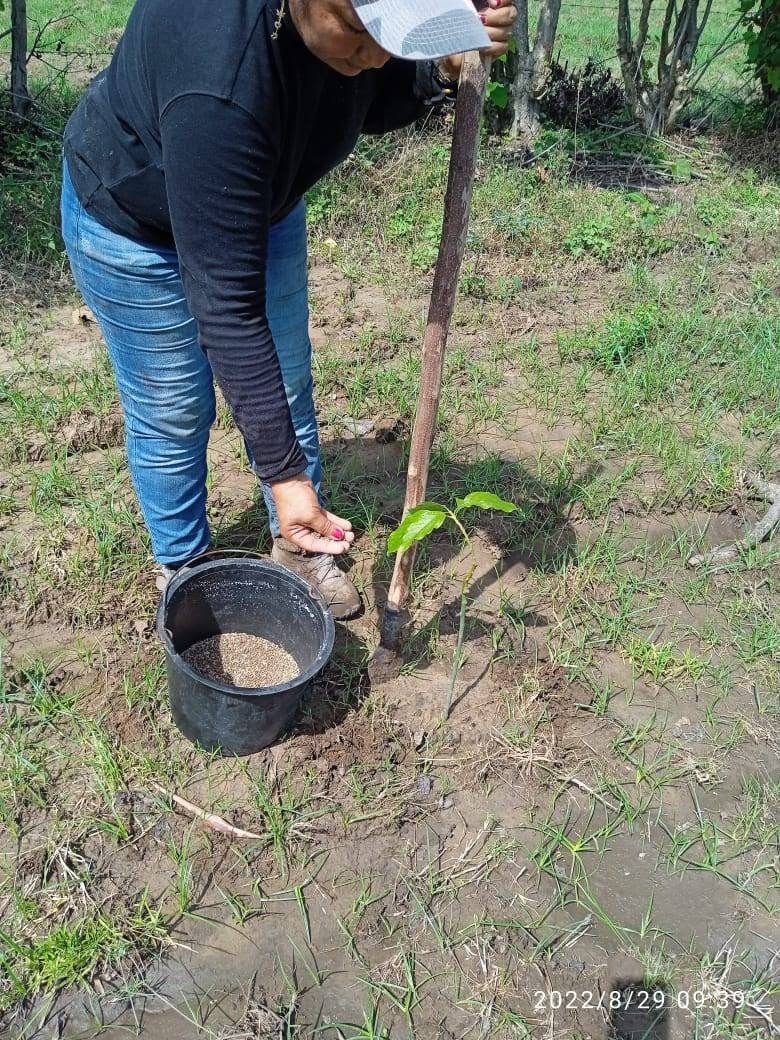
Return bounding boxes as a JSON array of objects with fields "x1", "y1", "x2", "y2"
[
  {"x1": 541, "y1": 59, "x2": 626, "y2": 130},
  {"x1": 740, "y1": 0, "x2": 780, "y2": 124}
]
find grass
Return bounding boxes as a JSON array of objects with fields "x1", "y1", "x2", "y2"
[
  {"x1": 0, "y1": 900, "x2": 165, "y2": 1011},
  {"x1": 0, "y1": 2, "x2": 778, "y2": 1036},
  {"x1": 3, "y1": 0, "x2": 749, "y2": 91},
  {"x1": 2, "y1": 0, "x2": 134, "y2": 53}
]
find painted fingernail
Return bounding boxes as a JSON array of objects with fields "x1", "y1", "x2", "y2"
[
  {"x1": 332, "y1": 527, "x2": 345, "y2": 541},
  {"x1": 480, "y1": 12, "x2": 487, "y2": 21}
]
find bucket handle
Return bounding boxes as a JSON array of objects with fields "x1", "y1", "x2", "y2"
[{"x1": 161, "y1": 547, "x2": 265, "y2": 612}]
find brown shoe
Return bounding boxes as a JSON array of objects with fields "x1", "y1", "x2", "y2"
[
  {"x1": 155, "y1": 565, "x2": 177, "y2": 593},
  {"x1": 271, "y1": 538, "x2": 361, "y2": 620}
]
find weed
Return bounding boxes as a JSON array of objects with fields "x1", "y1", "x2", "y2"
[
  {"x1": 364, "y1": 951, "x2": 423, "y2": 1039},
  {"x1": 622, "y1": 637, "x2": 708, "y2": 686},
  {"x1": 564, "y1": 215, "x2": 616, "y2": 263},
  {"x1": 245, "y1": 764, "x2": 322, "y2": 868},
  {"x1": 322, "y1": 1002, "x2": 392, "y2": 1039}
]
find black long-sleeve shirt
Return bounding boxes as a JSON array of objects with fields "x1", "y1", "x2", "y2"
[{"x1": 64, "y1": 0, "x2": 444, "y2": 481}]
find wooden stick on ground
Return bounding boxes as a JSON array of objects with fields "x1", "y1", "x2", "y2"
[
  {"x1": 687, "y1": 471, "x2": 780, "y2": 569},
  {"x1": 150, "y1": 782, "x2": 264, "y2": 840},
  {"x1": 375, "y1": 52, "x2": 490, "y2": 668}
]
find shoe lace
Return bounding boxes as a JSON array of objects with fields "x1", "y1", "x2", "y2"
[{"x1": 308, "y1": 553, "x2": 343, "y2": 584}]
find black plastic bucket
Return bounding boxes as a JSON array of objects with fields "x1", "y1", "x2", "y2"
[{"x1": 156, "y1": 554, "x2": 335, "y2": 756}]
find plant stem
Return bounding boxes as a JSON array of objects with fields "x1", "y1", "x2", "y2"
[
  {"x1": 442, "y1": 511, "x2": 475, "y2": 723},
  {"x1": 443, "y1": 581, "x2": 470, "y2": 722}
]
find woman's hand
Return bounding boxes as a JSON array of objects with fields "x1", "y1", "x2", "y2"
[
  {"x1": 437, "y1": 0, "x2": 518, "y2": 82},
  {"x1": 270, "y1": 473, "x2": 355, "y2": 555}
]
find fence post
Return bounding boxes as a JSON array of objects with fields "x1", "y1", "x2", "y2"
[{"x1": 11, "y1": 0, "x2": 32, "y2": 118}]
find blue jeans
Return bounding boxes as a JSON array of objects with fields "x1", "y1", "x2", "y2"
[{"x1": 60, "y1": 161, "x2": 322, "y2": 565}]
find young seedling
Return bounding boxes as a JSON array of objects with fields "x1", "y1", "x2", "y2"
[{"x1": 387, "y1": 491, "x2": 517, "y2": 722}]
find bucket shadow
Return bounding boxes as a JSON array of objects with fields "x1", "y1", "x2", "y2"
[{"x1": 296, "y1": 622, "x2": 370, "y2": 736}]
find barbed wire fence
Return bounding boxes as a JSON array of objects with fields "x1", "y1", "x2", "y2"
[
  {"x1": 2, "y1": 7, "x2": 115, "y2": 131},
  {"x1": 3, "y1": 0, "x2": 757, "y2": 131},
  {"x1": 0, "y1": 0, "x2": 763, "y2": 177}
]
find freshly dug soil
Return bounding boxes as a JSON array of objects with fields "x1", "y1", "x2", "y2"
[{"x1": 182, "y1": 632, "x2": 299, "y2": 688}]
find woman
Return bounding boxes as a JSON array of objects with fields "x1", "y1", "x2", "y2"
[{"x1": 61, "y1": 0, "x2": 517, "y2": 618}]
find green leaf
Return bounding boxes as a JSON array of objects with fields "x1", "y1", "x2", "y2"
[
  {"x1": 486, "y1": 81, "x2": 509, "y2": 109},
  {"x1": 455, "y1": 492, "x2": 517, "y2": 514},
  {"x1": 387, "y1": 504, "x2": 448, "y2": 554}
]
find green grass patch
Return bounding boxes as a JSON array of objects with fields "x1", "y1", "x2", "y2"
[
  {"x1": 0, "y1": 898, "x2": 165, "y2": 1010},
  {"x1": 3, "y1": 0, "x2": 134, "y2": 52},
  {"x1": 0, "y1": 98, "x2": 72, "y2": 272}
]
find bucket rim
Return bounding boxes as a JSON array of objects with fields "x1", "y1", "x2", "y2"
[{"x1": 155, "y1": 556, "x2": 336, "y2": 699}]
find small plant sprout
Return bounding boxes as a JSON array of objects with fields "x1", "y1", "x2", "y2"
[{"x1": 387, "y1": 492, "x2": 518, "y2": 721}]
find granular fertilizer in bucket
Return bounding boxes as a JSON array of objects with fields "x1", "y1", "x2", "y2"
[{"x1": 182, "y1": 632, "x2": 299, "y2": 688}]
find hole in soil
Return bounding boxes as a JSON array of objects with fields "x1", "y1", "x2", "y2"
[{"x1": 608, "y1": 980, "x2": 670, "y2": 1040}]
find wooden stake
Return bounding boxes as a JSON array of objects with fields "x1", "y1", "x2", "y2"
[
  {"x1": 379, "y1": 52, "x2": 490, "y2": 654},
  {"x1": 11, "y1": 0, "x2": 32, "y2": 119}
]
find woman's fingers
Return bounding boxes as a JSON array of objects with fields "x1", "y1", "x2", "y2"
[
  {"x1": 481, "y1": 3, "x2": 518, "y2": 57},
  {"x1": 283, "y1": 512, "x2": 354, "y2": 555},
  {"x1": 485, "y1": 36, "x2": 512, "y2": 57},
  {"x1": 485, "y1": 2, "x2": 518, "y2": 23},
  {"x1": 323, "y1": 510, "x2": 355, "y2": 544},
  {"x1": 304, "y1": 507, "x2": 355, "y2": 547},
  {"x1": 439, "y1": 4, "x2": 517, "y2": 73},
  {"x1": 271, "y1": 474, "x2": 354, "y2": 556},
  {"x1": 286, "y1": 525, "x2": 351, "y2": 555}
]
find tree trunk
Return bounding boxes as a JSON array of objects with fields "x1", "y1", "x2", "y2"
[
  {"x1": 617, "y1": 0, "x2": 712, "y2": 134},
  {"x1": 512, "y1": 60, "x2": 541, "y2": 140},
  {"x1": 379, "y1": 52, "x2": 490, "y2": 654},
  {"x1": 11, "y1": 0, "x2": 32, "y2": 118},
  {"x1": 510, "y1": 0, "x2": 561, "y2": 142},
  {"x1": 617, "y1": 0, "x2": 641, "y2": 118}
]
